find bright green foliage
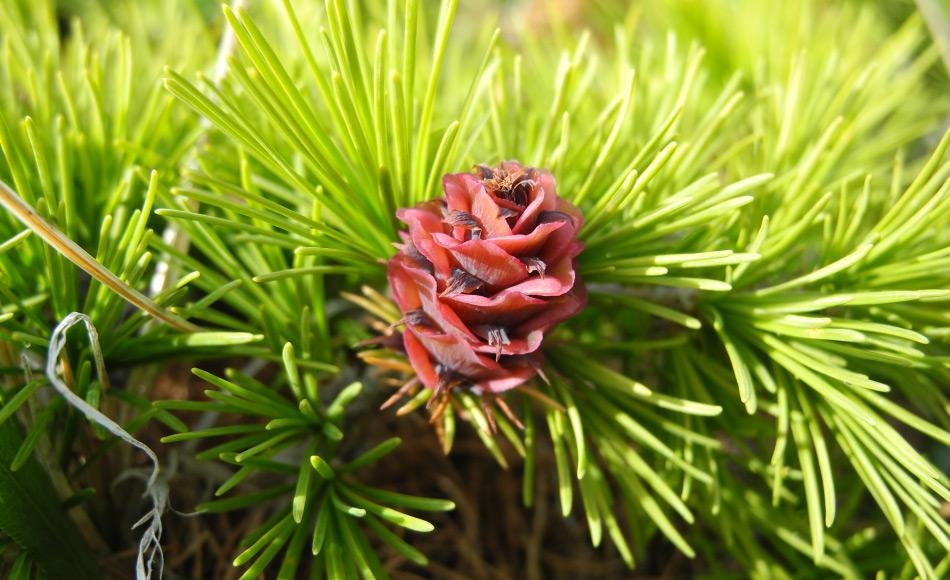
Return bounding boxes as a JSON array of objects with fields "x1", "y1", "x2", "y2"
[
  {"x1": 157, "y1": 361, "x2": 452, "y2": 579},
  {"x1": 1, "y1": 0, "x2": 949, "y2": 578}
]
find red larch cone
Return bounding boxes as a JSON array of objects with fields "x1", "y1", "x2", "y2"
[{"x1": 386, "y1": 161, "x2": 586, "y2": 398}]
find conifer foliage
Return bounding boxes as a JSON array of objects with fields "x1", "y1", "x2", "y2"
[{"x1": 0, "y1": 0, "x2": 948, "y2": 578}]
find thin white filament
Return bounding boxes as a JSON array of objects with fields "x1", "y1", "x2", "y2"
[{"x1": 46, "y1": 312, "x2": 166, "y2": 580}]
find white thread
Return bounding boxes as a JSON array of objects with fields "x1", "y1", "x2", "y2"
[{"x1": 46, "y1": 313, "x2": 165, "y2": 580}]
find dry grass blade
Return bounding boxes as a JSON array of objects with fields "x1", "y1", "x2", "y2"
[{"x1": 0, "y1": 178, "x2": 199, "y2": 332}]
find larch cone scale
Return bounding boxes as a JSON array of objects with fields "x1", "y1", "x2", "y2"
[{"x1": 386, "y1": 161, "x2": 586, "y2": 399}]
